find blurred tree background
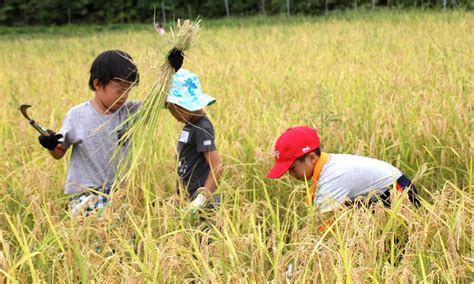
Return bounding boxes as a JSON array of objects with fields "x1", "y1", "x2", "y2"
[{"x1": 0, "y1": 0, "x2": 471, "y2": 26}]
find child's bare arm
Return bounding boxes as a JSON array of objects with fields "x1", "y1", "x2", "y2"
[
  {"x1": 49, "y1": 144, "x2": 67, "y2": 160},
  {"x1": 203, "y1": 150, "x2": 223, "y2": 193}
]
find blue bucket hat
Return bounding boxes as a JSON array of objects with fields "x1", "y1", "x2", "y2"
[{"x1": 166, "y1": 69, "x2": 216, "y2": 111}]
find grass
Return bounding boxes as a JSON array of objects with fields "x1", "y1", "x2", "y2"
[{"x1": 0, "y1": 9, "x2": 473, "y2": 282}]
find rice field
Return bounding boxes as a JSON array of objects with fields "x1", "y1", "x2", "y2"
[{"x1": 0, "y1": 10, "x2": 473, "y2": 282}]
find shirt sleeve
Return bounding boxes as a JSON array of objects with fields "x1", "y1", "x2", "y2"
[
  {"x1": 194, "y1": 124, "x2": 217, "y2": 153},
  {"x1": 126, "y1": 100, "x2": 142, "y2": 115},
  {"x1": 59, "y1": 110, "x2": 76, "y2": 150}
]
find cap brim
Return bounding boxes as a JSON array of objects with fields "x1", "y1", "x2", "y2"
[
  {"x1": 166, "y1": 92, "x2": 216, "y2": 112},
  {"x1": 266, "y1": 160, "x2": 293, "y2": 179}
]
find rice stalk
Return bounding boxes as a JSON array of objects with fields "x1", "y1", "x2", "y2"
[{"x1": 115, "y1": 19, "x2": 201, "y2": 187}]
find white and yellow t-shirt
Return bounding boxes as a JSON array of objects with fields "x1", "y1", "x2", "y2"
[{"x1": 314, "y1": 154, "x2": 402, "y2": 212}]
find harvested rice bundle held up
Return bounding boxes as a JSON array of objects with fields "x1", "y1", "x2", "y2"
[{"x1": 115, "y1": 19, "x2": 201, "y2": 185}]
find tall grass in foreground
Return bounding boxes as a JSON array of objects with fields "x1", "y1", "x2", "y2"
[
  {"x1": 1, "y1": 179, "x2": 472, "y2": 281},
  {"x1": 0, "y1": 10, "x2": 472, "y2": 282}
]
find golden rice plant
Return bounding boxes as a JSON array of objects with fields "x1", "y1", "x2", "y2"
[{"x1": 0, "y1": 10, "x2": 472, "y2": 282}]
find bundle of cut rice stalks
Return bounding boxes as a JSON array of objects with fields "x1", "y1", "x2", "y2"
[{"x1": 114, "y1": 19, "x2": 201, "y2": 188}]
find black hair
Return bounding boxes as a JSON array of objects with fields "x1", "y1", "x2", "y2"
[
  {"x1": 88, "y1": 50, "x2": 139, "y2": 91},
  {"x1": 296, "y1": 147, "x2": 321, "y2": 162}
]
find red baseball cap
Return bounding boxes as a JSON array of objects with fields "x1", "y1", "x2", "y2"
[{"x1": 266, "y1": 126, "x2": 321, "y2": 179}]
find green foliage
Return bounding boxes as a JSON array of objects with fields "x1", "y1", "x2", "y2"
[{"x1": 0, "y1": 0, "x2": 472, "y2": 26}]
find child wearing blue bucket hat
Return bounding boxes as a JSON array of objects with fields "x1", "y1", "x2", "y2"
[{"x1": 167, "y1": 69, "x2": 222, "y2": 210}]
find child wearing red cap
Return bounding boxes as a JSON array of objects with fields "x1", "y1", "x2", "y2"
[{"x1": 267, "y1": 126, "x2": 420, "y2": 212}]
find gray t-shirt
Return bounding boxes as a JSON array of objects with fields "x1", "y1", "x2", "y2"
[
  {"x1": 315, "y1": 154, "x2": 402, "y2": 212},
  {"x1": 59, "y1": 101, "x2": 140, "y2": 194},
  {"x1": 176, "y1": 116, "x2": 217, "y2": 198}
]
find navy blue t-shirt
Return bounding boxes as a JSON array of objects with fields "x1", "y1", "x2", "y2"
[{"x1": 177, "y1": 116, "x2": 217, "y2": 198}]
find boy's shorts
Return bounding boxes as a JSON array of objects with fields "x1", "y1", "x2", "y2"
[
  {"x1": 68, "y1": 186, "x2": 111, "y2": 217},
  {"x1": 379, "y1": 175, "x2": 421, "y2": 207},
  {"x1": 206, "y1": 194, "x2": 221, "y2": 209}
]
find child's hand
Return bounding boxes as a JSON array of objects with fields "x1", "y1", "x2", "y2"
[
  {"x1": 168, "y1": 48, "x2": 184, "y2": 72},
  {"x1": 188, "y1": 187, "x2": 212, "y2": 213},
  {"x1": 189, "y1": 193, "x2": 208, "y2": 211},
  {"x1": 38, "y1": 130, "x2": 63, "y2": 150}
]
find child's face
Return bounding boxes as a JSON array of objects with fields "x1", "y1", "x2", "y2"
[
  {"x1": 94, "y1": 79, "x2": 133, "y2": 112},
  {"x1": 168, "y1": 103, "x2": 201, "y2": 123},
  {"x1": 288, "y1": 153, "x2": 318, "y2": 181}
]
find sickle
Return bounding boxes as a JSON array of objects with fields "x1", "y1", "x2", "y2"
[{"x1": 19, "y1": 104, "x2": 49, "y2": 135}]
